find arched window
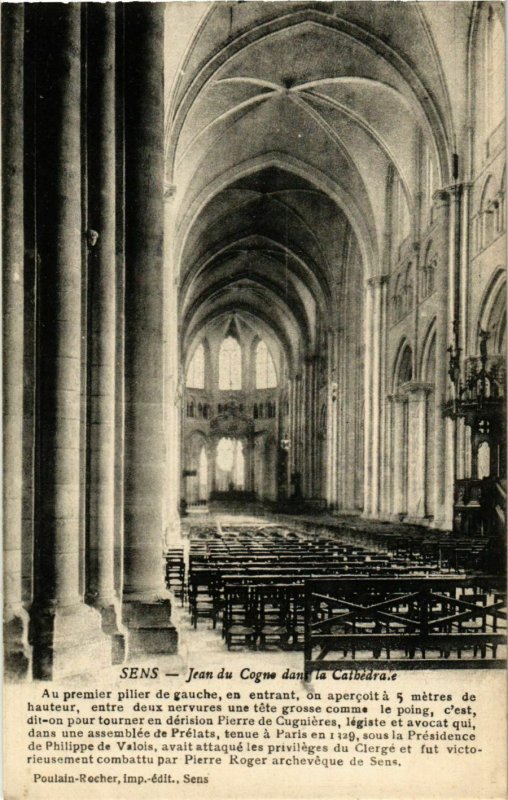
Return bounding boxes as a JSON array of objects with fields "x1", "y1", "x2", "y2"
[
  {"x1": 255, "y1": 340, "x2": 277, "y2": 388},
  {"x1": 186, "y1": 343, "x2": 205, "y2": 389},
  {"x1": 218, "y1": 336, "x2": 242, "y2": 390}
]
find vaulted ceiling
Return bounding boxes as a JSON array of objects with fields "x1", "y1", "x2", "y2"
[{"x1": 166, "y1": 2, "x2": 474, "y2": 369}]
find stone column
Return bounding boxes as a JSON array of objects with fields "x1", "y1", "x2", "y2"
[
  {"x1": 122, "y1": 3, "x2": 177, "y2": 656},
  {"x1": 163, "y1": 184, "x2": 181, "y2": 547},
  {"x1": 367, "y1": 276, "x2": 388, "y2": 516},
  {"x1": 246, "y1": 439, "x2": 255, "y2": 493},
  {"x1": 391, "y1": 395, "x2": 407, "y2": 515},
  {"x1": 325, "y1": 331, "x2": 336, "y2": 509},
  {"x1": 379, "y1": 280, "x2": 389, "y2": 515},
  {"x1": 363, "y1": 276, "x2": 388, "y2": 517},
  {"x1": 370, "y1": 278, "x2": 381, "y2": 514},
  {"x1": 304, "y1": 359, "x2": 314, "y2": 497},
  {"x1": 445, "y1": 186, "x2": 464, "y2": 528},
  {"x1": 301, "y1": 363, "x2": 308, "y2": 496},
  {"x1": 32, "y1": 5, "x2": 111, "y2": 679},
  {"x1": 457, "y1": 184, "x2": 471, "y2": 481},
  {"x1": 209, "y1": 439, "x2": 218, "y2": 494},
  {"x1": 363, "y1": 280, "x2": 374, "y2": 515},
  {"x1": 432, "y1": 189, "x2": 452, "y2": 528},
  {"x1": 385, "y1": 397, "x2": 395, "y2": 513},
  {"x1": 336, "y1": 327, "x2": 345, "y2": 509},
  {"x1": 2, "y1": 5, "x2": 31, "y2": 680},
  {"x1": 406, "y1": 383, "x2": 432, "y2": 519},
  {"x1": 86, "y1": 5, "x2": 125, "y2": 663},
  {"x1": 330, "y1": 331, "x2": 339, "y2": 510},
  {"x1": 294, "y1": 373, "x2": 301, "y2": 475}
]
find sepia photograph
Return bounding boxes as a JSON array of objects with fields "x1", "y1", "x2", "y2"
[{"x1": 2, "y1": 1, "x2": 507, "y2": 798}]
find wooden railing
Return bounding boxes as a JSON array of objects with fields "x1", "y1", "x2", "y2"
[{"x1": 304, "y1": 576, "x2": 506, "y2": 674}]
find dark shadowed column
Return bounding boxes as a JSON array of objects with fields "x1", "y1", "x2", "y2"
[
  {"x1": 86, "y1": 4, "x2": 125, "y2": 663},
  {"x1": 2, "y1": 4, "x2": 32, "y2": 680},
  {"x1": 122, "y1": 3, "x2": 177, "y2": 655},
  {"x1": 31, "y1": 4, "x2": 111, "y2": 679}
]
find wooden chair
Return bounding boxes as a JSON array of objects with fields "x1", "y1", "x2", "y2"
[
  {"x1": 256, "y1": 585, "x2": 291, "y2": 650},
  {"x1": 224, "y1": 584, "x2": 256, "y2": 650}
]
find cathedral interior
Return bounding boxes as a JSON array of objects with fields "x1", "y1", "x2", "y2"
[{"x1": 2, "y1": 2, "x2": 506, "y2": 680}]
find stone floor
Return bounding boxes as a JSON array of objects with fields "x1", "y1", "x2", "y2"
[{"x1": 71, "y1": 592, "x2": 304, "y2": 685}]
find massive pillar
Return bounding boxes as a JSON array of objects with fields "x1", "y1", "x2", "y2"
[
  {"x1": 31, "y1": 5, "x2": 111, "y2": 679},
  {"x1": 86, "y1": 4, "x2": 125, "y2": 662},
  {"x1": 2, "y1": 5, "x2": 31, "y2": 680},
  {"x1": 122, "y1": 3, "x2": 177, "y2": 655}
]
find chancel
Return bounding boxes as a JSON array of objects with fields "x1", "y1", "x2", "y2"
[{"x1": 2, "y1": 2, "x2": 506, "y2": 680}]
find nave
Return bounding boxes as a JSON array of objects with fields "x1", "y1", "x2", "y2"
[{"x1": 2, "y1": 3, "x2": 506, "y2": 680}]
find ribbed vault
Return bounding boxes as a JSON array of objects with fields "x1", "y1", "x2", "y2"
[{"x1": 167, "y1": 1, "x2": 464, "y2": 369}]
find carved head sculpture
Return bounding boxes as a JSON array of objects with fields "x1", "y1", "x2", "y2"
[{"x1": 86, "y1": 229, "x2": 99, "y2": 248}]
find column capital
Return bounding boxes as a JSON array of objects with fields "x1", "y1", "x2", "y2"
[
  {"x1": 400, "y1": 380, "x2": 434, "y2": 397},
  {"x1": 433, "y1": 182, "x2": 472, "y2": 205},
  {"x1": 387, "y1": 393, "x2": 407, "y2": 404}
]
